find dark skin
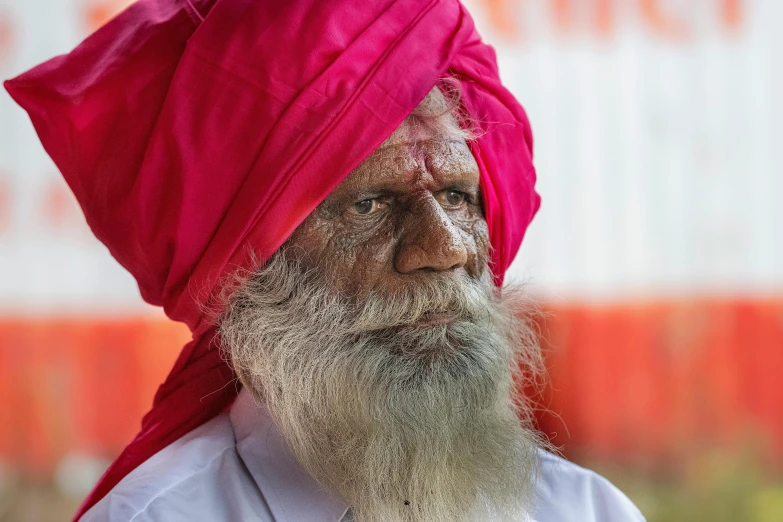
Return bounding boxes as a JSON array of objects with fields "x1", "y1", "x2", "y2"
[{"x1": 287, "y1": 121, "x2": 490, "y2": 299}]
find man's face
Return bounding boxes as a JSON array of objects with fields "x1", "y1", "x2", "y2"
[
  {"x1": 221, "y1": 88, "x2": 541, "y2": 522},
  {"x1": 286, "y1": 120, "x2": 490, "y2": 297}
]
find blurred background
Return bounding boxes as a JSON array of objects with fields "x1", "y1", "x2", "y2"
[{"x1": 0, "y1": 0, "x2": 781, "y2": 520}]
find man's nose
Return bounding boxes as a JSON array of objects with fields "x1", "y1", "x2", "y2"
[{"x1": 394, "y1": 197, "x2": 469, "y2": 273}]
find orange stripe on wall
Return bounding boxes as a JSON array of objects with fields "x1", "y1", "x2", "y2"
[
  {"x1": 0, "y1": 318, "x2": 188, "y2": 478},
  {"x1": 536, "y1": 298, "x2": 783, "y2": 471},
  {"x1": 1, "y1": 298, "x2": 782, "y2": 478}
]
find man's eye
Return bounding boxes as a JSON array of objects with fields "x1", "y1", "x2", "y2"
[
  {"x1": 352, "y1": 199, "x2": 384, "y2": 215},
  {"x1": 437, "y1": 190, "x2": 467, "y2": 208}
]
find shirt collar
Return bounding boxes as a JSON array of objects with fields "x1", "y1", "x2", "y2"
[{"x1": 230, "y1": 388, "x2": 350, "y2": 522}]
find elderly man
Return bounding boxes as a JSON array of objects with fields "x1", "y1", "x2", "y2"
[{"x1": 6, "y1": 0, "x2": 644, "y2": 520}]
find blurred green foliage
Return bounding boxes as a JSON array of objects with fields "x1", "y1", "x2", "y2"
[{"x1": 591, "y1": 449, "x2": 783, "y2": 522}]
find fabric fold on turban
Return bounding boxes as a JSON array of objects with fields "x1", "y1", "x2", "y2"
[{"x1": 4, "y1": 0, "x2": 540, "y2": 518}]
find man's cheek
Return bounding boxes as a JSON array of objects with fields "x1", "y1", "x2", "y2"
[
  {"x1": 286, "y1": 223, "x2": 332, "y2": 266},
  {"x1": 349, "y1": 242, "x2": 399, "y2": 287},
  {"x1": 314, "y1": 231, "x2": 386, "y2": 286},
  {"x1": 452, "y1": 214, "x2": 487, "y2": 247},
  {"x1": 459, "y1": 218, "x2": 490, "y2": 275},
  {"x1": 333, "y1": 215, "x2": 397, "y2": 255}
]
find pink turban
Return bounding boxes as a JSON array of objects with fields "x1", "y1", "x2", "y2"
[{"x1": 4, "y1": 0, "x2": 539, "y2": 518}]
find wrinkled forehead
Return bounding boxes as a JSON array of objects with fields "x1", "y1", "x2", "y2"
[
  {"x1": 381, "y1": 86, "x2": 474, "y2": 148},
  {"x1": 329, "y1": 86, "x2": 481, "y2": 193}
]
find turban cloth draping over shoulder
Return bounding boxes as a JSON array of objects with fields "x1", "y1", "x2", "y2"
[{"x1": 4, "y1": 0, "x2": 540, "y2": 518}]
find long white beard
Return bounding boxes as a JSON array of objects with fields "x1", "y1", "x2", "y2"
[{"x1": 220, "y1": 251, "x2": 545, "y2": 522}]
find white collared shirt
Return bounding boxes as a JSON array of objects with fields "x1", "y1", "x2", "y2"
[{"x1": 81, "y1": 389, "x2": 645, "y2": 521}]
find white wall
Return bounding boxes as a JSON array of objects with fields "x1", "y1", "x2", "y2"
[{"x1": 465, "y1": 0, "x2": 783, "y2": 300}]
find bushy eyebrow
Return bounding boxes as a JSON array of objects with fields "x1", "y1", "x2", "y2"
[{"x1": 439, "y1": 179, "x2": 481, "y2": 195}]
